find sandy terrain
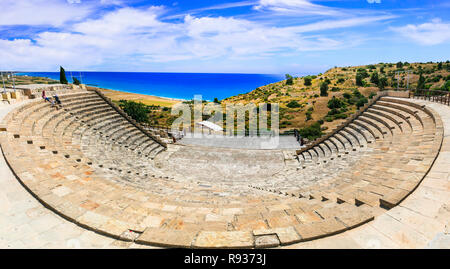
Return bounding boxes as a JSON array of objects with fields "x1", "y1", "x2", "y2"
[{"x1": 98, "y1": 88, "x2": 183, "y2": 107}]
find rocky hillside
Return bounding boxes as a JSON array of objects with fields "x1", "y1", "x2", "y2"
[
  {"x1": 1, "y1": 74, "x2": 59, "y2": 87},
  {"x1": 222, "y1": 61, "x2": 450, "y2": 133}
]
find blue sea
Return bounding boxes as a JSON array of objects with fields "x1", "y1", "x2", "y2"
[{"x1": 16, "y1": 72, "x2": 285, "y2": 101}]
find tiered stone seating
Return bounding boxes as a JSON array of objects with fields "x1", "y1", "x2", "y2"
[
  {"x1": 0, "y1": 91, "x2": 443, "y2": 248},
  {"x1": 250, "y1": 96, "x2": 443, "y2": 212}
]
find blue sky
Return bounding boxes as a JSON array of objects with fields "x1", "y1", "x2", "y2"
[{"x1": 0, "y1": 0, "x2": 449, "y2": 74}]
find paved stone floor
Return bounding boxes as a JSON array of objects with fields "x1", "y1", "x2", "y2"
[{"x1": 179, "y1": 134, "x2": 301, "y2": 149}]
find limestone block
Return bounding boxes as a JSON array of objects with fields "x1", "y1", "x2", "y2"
[
  {"x1": 10, "y1": 91, "x2": 21, "y2": 100},
  {"x1": 193, "y1": 231, "x2": 254, "y2": 248},
  {"x1": 136, "y1": 228, "x2": 197, "y2": 248},
  {"x1": 1, "y1": 92, "x2": 11, "y2": 101}
]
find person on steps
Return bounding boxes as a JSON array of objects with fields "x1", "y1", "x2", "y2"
[
  {"x1": 53, "y1": 94, "x2": 62, "y2": 110},
  {"x1": 42, "y1": 90, "x2": 51, "y2": 103}
]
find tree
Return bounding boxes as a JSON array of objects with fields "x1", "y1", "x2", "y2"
[
  {"x1": 320, "y1": 82, "x2": 328, "y2": 96},
  {"x1": 396, "y1": 62, "x2": 403, "y2": 68},
  {"x1": 285, "y1": 74, "x2": 294, "y2": 85},
  {"x1": 356, "y1": 69, "x2": 369, "y2": 87},
  {"x1": 59, "y1": 66, "x2": 68, "y2": 84},
  {"x1": 378, "y1": 77, "x2": 388, "y2": 90},
  {"x1": 441, "y1": 81, "x2": 450, "y2": 91},
  {"x1": 437, "y1": 62, "x2": 443, "y2": 70},
  {"x1": 213, "y1": 97, "x2": 220, "y2": 104},
  {"x1": 299, "y1": 122, "x2": 323, "y2": 141},
  {"x1": 356, "y1": 97, "x2": 368, "y2": 109},
  {"x1": 73, "y1": 77, "x2": 81, "y2": 85},
  {"x1": 417, "y1": 72, "x2": 426, "y2": 89},
  {"x1": 327, "y1": 96, "x2": 345, "y2": 109},
  {"x1": 304, "y1": 76, "x2": 312, "y2": 86},
  {"x1": 287, "y1": 100, "x2": 301, "y2": 108},
  {"x1": 370, "y1": 71, "x2": 379, "y2": 85},
  {"x1": 118, "y1": 100, "x2": 149, "y2": 123},
  {"x1": 356, "y1": 72, "x2": 364, "y2": 86}
]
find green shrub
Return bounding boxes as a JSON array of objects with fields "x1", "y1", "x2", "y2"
[
  {"x1": 327, "y1": 108, "x2": 339, "y2": 116},
  {"x1": 305, "y1": 111, "x2": 313, "y2": 121},
  {"x1": 334, "y1": 113, "x2": 348, "y2": 120},
  {"x1": 72, "y1": 77, "x2": 81, "y2": 85},
  {"x1": 285, "y1": 74, "x2": 294, "y2": 85},
  {"x1": 340, "y1": 107, "x2": 348, "y2": 113},
  {"x1": 304, "y1": 76, "x2": 312, "y2": 86},
  {"x1": 441, "y1": 81, "x2": 450, "y2": 91},
  {"x1": 353, "y1": 89, "x2": 363, "y2": 97},
  {"x1": 320, "y1": 82, "x2": 328, "y2": 96},
  {"x1": 417, "y1": 72, "x2": 426, "y2": 89},
  {"x1": 327, "y1": 96, "x2": 346, "y2": 109},
  {"x1": 356, "y1": 97, "x2": 368, "y2": 109},
  {"x1": 370, "y1": 71, "x2": 379, "y2": 85},
  {"x1": 118, "y1": 100, "x2": 150, "y2": 123},
  {"x1": 299, "y1": 122, "x2": 323, "y2": 140},
  {"x1": 378, "y1": 77, "x2": 388, "y2": 90},
  {"x1": 286, "y1": 100, "x2": 301, "y2": 108},
  {"x1": 356, "y1": 72, "x2": 365, "y2": 86}
]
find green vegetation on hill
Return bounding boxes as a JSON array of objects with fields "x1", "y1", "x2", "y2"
[
  {"x1": 117, "y1": 100, "x2": 149, "y2": 123},
  {"x1": 2, "y1": 74, "x2": 59, "y2": 87},
  {"x1": 116, "y1": 100, "x2": 177, "y2": 126},
  {"x1": 223, "y1": 61, "x2": 450, "y2": 136}
]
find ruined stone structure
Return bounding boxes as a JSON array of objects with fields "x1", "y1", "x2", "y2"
[{"x1": 0, "y1": 88, "x2": 448, "y2": 248}]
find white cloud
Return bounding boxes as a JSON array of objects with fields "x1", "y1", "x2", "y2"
[
  {"x1": 254, "y1": 0, "x2": 343, "y2": 16},
  {"x1": 0, "y1": 4, "x2": 392, "y2": 71},
  {"x1": 73, "y1": 6, "x2": 167, "y2": 36},
  {"x1": 289, "y1": 15, "x2": 397, "y2": 33},
  {"x1": 0, "y1": 0, "x2": 92, "y2": 26},
  {"x1": 391, "y1": 19, "x2": 450, "y2": 45}
]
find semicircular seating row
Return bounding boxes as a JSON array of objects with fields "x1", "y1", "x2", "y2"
[
  {"x1": 0, "y1": 91, "x2": 443, "y2": 248},
  {"x1": 251, "y1": 96, "x2": 443, "y2": 210}
]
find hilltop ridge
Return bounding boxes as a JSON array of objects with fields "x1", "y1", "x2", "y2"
[{"x1": 223, "y1": 61, "x2": 450, "y2": 133}]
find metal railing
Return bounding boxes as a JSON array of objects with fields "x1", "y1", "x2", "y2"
[{"x1": 411, "y1": 89, "x2": 450, "y2": 106}]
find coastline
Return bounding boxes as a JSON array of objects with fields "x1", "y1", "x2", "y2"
[
  {"x1": 97, "y1": 87, "x2": 184, "y2": 107},
  {"x1": 13, "y1": 74, "x2": 184, "y2": 107},
  {"x1": 15, "y1": 72, "x2": 285, "y2": 102}
]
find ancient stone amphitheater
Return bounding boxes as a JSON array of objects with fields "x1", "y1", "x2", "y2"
[{"x1": 0, "y1": 88, "x2": 449, "y2": 248}]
